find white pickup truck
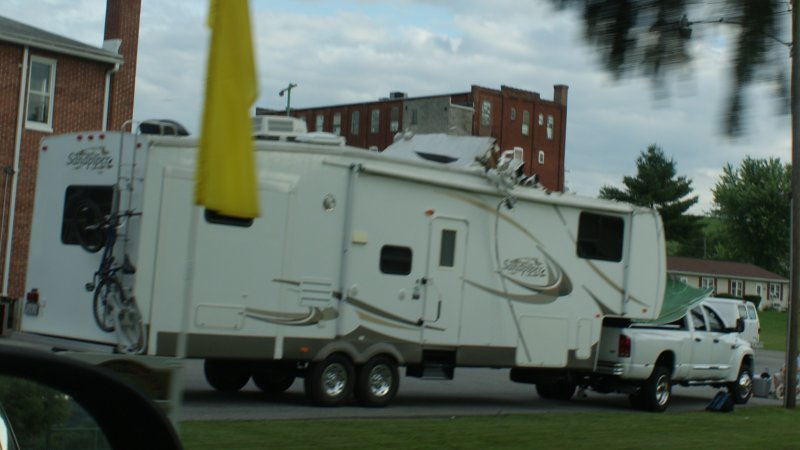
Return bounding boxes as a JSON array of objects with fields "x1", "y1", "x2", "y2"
[{"x1": 519, "y1": 302, "x2": 755, "y2": 412}]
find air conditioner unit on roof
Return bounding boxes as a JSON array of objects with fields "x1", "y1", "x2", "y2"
[{"x1": 252, "y1": 116, "x2": 308, "y2": 140}]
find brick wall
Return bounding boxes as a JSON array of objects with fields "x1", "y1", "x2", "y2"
[{"x1": 104, "y1": 0, "x2": 141, "y2": 131}]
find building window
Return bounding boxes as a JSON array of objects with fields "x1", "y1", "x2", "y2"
[
  {"x1": 26, "y1": 57, "x2": 56, "y2": 130},
  {"x1": 755, "y1": 284, "x2": 763, "y2": 299},
  {"x1": 332, "y1": 113, "x2": 341, "y2": 136},
  {"x1": 522, "y1": 111, "x2": 530, "y2": 136},
  {"x1": 546, "y1": 115, "x2": 554, "y2": 140},
  {"x1": 510, "y1": 108, "x2": 516, "y2": 121},
  {"x1": 481, "y1": 100, "x2": 491, "y2": 127},
  {"x1": 538, "y1": 150, "x2": 545, "y2": 165},
  {"x1": 577, "y1": 212, "x2": 624, "y2": 262},
  {"x1": 701, "y1": 277, "x2": 715, "y2": 291},
  {"x1": 731, "y1": 280, "x2": 743, "y2": 298},
  {"x1": 315, "y1": 114, "x2": 324, "y2": 132},
  {"x1": 410, "y1": 109, "x2": 418, "y2": 125},
  {"x1": 679, "y1": 276, "x2": 689, "y2": 284},
  {"x1": 380, "y1": 245, "x2": 412, "y2": 275},
  {"x1": 538, "y1": 113, "x2": 544, "y2": 126},
  {"x1": 370, "y1": 109, "x2": 380, "y2": 134},
  {"x1": 390, "y1": 106, "x2": 400, "y2": 133},
  {"x1": 770, "y1": 283, "x2": 781, "y2": 300},
  {"x1": 351, "y1": 111, "x2": 360, "y2": 135}
]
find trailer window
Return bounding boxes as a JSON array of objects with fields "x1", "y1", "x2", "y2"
[
  {"x1": 439, "y1": 229, "x2": 456, "y2": 268},
  {"x1": 577, "y1": 212, "x2": 624, "y2": 262},
  {"x1": 380, "y1": 245, "x2": 412, "y2": 275},
  {"x1": 61, "y1": 185, "x2": 113, "y2": 246}
]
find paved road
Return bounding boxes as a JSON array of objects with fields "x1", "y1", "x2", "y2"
[{"x1": 177, "y1": 350, "x2": 787, "y2": 421}]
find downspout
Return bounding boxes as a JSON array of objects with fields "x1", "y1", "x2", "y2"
[
  {"x1": 101, "y1": 62, "x2": 121, "y2": 132},
  {"x1": 2, "y1": 46, "x2": 30, "y2": 297}
]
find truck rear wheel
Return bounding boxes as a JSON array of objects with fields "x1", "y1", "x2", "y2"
[
  {"x1": 204, "y1": 360, "x2": 251, "y2": 392},
  {"x1": 304, "y1": 353, "x2": 354, "y2": 406},
  {"x1": 728, "y1": 364, "x2": 753, "y2": 404},
  {"x1": 536, "y1": 379, "x2": 576, "y2": 401},
  {"x1": 355, "y1": 355, "x2": 399, "y2": 407},
  {"x1": 639, "y1": 366, "x2": 671, "y2": 412},
  {"x1": 253, "y1": 369, "x2": 296, "y2": 393}
]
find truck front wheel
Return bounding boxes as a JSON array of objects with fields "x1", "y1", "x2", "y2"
[
  {"x1": 204, "y1": 359, "x2": 251, "y2": 392},
  {"x1": 638, "y1": 366, "x2": 671, "y2": 412},
  {"x1": 728, "y1": 364, "x2": 753, "y2": 404}
]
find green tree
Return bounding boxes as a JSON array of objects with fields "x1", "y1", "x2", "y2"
[
  {"x1": 0, "y1": 376, "x2": 71, "y2": 449},
  {"x1": 712, "y1": 156, "x2": 791, "y2": 275},
  {"x1": 551, "y1": 0, "x2": 789, "y2": 136},
  {"x1": 599, "y1": 144, "x2": 700, "y2": 244}
]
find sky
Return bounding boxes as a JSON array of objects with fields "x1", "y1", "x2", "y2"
[{"x1": 0, "y1": 0, "x2": 792, "y2": 214}]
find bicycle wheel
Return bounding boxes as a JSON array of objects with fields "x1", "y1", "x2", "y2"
[
  {"x1": 116, "y1": 299, "x2": 146, "y2": 354},
  {"x1": 75, "y1": 200, "x2": 107, "y2": 253},
  {"x1": 93, "y1": 278, "x2": 124, "y2": 332}
]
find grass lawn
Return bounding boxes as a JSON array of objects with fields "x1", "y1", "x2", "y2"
[
  {"x1": 180, "y1": 407, "x2": 800, "y2": 450},
  {"x1": 759, "y1": 310, "x2": 794, "y2": 352}
]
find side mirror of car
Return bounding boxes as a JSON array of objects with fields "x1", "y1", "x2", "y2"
[{"x1": 0, "y1": 344, "x2": 182, "y2": 450}]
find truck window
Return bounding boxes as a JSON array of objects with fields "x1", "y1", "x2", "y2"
[
  {"x1": 747, "y1": 304, "x2": 757, "y2": 319},
  {"x1": 703, "y1": 306, "x2": 725, "y2": 332},
  {"x1": 576, "y1": 212, "x2": 623, "y2": 262},
  {"x1": 439, "y1": 229, "x2": 456, "y2": 267},
  {"x1": 61, "y1": 185, "x2": 113, "y2": 246},
  {"x1": 690, "y1": 307, "x2": 706, "y2": 331},
  {"x1": 380, "y1": 245, "x2": 412, "y2": 275}
]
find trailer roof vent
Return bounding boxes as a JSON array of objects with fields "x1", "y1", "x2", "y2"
[
  {"x1": 252, "y1": 116, "x2": 308, "y2": 141},
  {"x1": 139, "y1": 119, "x2": 190, "y2": 136}
]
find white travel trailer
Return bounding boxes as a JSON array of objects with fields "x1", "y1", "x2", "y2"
[{"x1": 20, "y1": 118, "x2": 667, "y2": 406}]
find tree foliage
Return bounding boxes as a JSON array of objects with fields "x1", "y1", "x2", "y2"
[
  {"x1": 712, "y1": 156, "x2": 791, "y2": 275},
  {"x1": 551, "y1": 0, "x2": 790, "y2": 135},
  {"x1": 0, "y1": 376, "x2": 71, "y2": 449},
  {"x1": 599, "y1": 144, "x2": 700, "y2": 242}
]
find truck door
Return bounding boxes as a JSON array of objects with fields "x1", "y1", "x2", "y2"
[
  {"x1": 422, "y1": 217, "x2": 468, "y2": 346},
  {"x1": 688, "y1": 306, "x2": 716, "y2": 378},
  {"x1": 703, "y1": 305, "x2": 736, "y2": 376}
]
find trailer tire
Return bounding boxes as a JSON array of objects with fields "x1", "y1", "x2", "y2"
[
  {"x1": 204, "y1": 360, "x2": 250, "y2": 392},
  {"x1": 355, "y1": 355, "x2": 399, "y2": 407},
  {"x1": 639, "y1": 366, "x2": 671, "y2": 412},
  {"x1": 304, "y1": 353, "x2": 354, "y2": 406},
  {"x1": 536, "y1": 379, "x2": 576, "y2": 401},
  {"x1": 728, "y1": 364, "x2": 753, "y2": 404},
  {"x1": 253, "y1": 369, "x2": 296, "y2": 393},
  {"x1": 93, "y1": 278, "x2": 124, "y2": 332}
]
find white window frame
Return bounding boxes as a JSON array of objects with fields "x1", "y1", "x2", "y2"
[
  {"x1": 26, "y1": 56, "x2": 57, "y2": 132},
  {"x1": 770, "y1": 283, "x2": 781, "y2": 300},
  {"x1": 510, "y1": 107, "x2": 516, "y2": 121},
  {"x1": 731, "y1": 280, "x2": 743, "y2": 298},
  {"x1": 350, "y1": 110, "x2": 360, "y2": 135},
  {"x1": 315, "y1": 114, "x2": 324, "y2": 132},
  {"x1": 701, "y1": 277, "x2": 715, "y2": 291},
  {"x1": 390, "y1": 106, "x2": 400, "y2": 133},
  {"x1": 481, "y1": 100, "x2": 491, "y2": 127},
  {"x1": 370, "y1": 109, "x2": 380, "y2": 134},
  {"x1": 538, "y1": 150, "x2": 545, "y2": 165},
  {"x1": 332, "y1": 112, "x2": 341, "y2": 136},
  {"x1": 546, "y1": 114, "x2": 554, "y2": 140},
  {"x1": 522, "y1": 110, "x2": 530, "y2": 136},
  {"x1": 538, "y1": 113, "x2": 543, "y2": 126}
]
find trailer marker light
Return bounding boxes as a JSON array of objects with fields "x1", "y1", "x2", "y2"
[
  {"x1": 99, "y1": 133, "x2": 106, "y2": 140},
  {"x1": 618, "y1": 334, "x2": 631, "y2": 358},
  {"x1": 425, "y1": 209, "x2": 434, "y2": 216},
  {"x1": 41, "y1": 146, "x2": 48, "y2": 152},
  {"x1": 26, "y1": 289, "x2": 39, "y2": 303},
  {"x1": 77, "y1": 135, "x2": 83, "y2": 141},
  {"x1": 300, "y1": 346, "x2": 310, "y2": 354},
  {"x1": 88, "y1": 134, "x2": 94, "y2": 141}
]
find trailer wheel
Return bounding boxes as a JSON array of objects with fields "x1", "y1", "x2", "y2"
[
  {"x1": 304, "y1": 353, "x2": 354, "y2": 406},
  {"x1": 728, "y1": 364, "x2": 753, "y2": 404},
  {"x1": 355, "y1": 355, "x2": 399, "y2": 407},
  {"x1": 204, "y1": 360, "x2": 251, "y2": 392},
  {"x1": 253, "y1": 369, "x2": 296, "y2": 393},
  {"x1": 536, "y1": 379, "x2": 576, "y2": 401},
  {"x1": 93, "y1": 278, "x2": 124, "y2": 332},
  {"x1": 639, "y1": 366, "x2": 671, "y2": 412}
]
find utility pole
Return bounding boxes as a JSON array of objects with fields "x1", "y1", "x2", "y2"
[
  {"x1": 786, "y1": 0, "x2": 799, "y2": 408},
  {"x1": 279, "y1": 83, "x2": 297, "y2": 116}
]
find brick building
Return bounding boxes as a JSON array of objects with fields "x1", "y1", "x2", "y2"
[
  {"x1": 257, "y1": 84, "x2": 568, "y2": 192},
  {"x1": 0, "y1": 0, "x2": 140, "y2": 300}
]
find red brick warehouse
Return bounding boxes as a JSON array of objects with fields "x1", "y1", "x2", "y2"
[
  {"x1": 0, "y1": 0, "x2": 140, "y2": 304},
  {"x1": 259, "y1": 84, "x2": 568, "y2": 192}
]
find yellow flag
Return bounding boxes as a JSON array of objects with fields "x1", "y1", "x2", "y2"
[{"x1": 195, "y1": 0, "x2": 259, "y2": 218}]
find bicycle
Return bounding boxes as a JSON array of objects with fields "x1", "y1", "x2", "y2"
[{"x1": 79, "y1": 208, "x2": 145, "y2": 353}]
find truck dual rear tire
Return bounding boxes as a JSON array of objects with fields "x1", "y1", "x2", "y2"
[{"x1": 635, "y1": 365, "x2": 671, "y2": 412}]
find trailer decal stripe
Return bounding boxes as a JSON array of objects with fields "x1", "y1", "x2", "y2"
[
  {"x1": 243, "y1": 306, "x2": 337, "y2": 326},
  {"x1": 347, "y1": 296, "x2": 426, "y2": 329}
]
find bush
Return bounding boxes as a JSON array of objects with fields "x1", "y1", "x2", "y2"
[{"x1": 744, "y1": 295, "x2": 762, "y2": 309}]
